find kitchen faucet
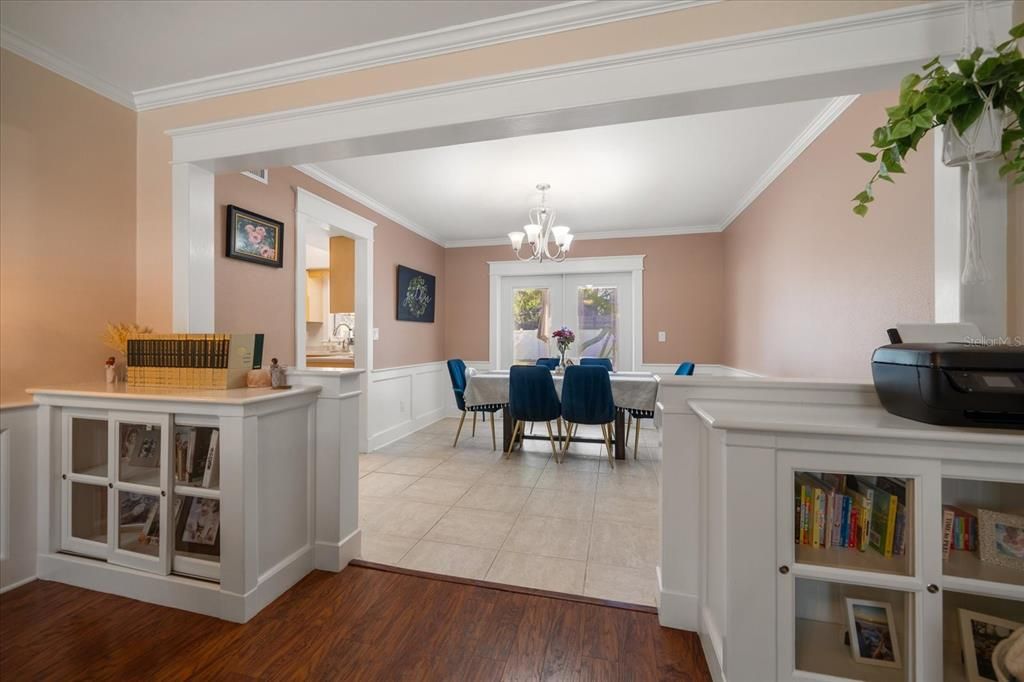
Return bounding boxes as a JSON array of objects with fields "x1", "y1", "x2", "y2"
[{"x1": 332, "y1": 322, "x2": 353, "y2": 351}]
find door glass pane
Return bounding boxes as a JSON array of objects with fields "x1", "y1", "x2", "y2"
[
  {"x1": 70, "y1": 482, "x2": 107, "y2": 543},
  {"x1": 512, "y1": 287, "x2": 551, "y2": 365},
  {"x1": 175, "y1": 496, "x2": 221, "y2": 563},
  {"x1": 118, "y1": 423, "x2": 161, "y2": 486},
  {"x1": 577, "y1": 286, "x2": 618, "y2": 367},
  {"x1": 793, "y1": 470, "x2": 914, "y2": 577},
  {"x1": 795, "y1": 577, "x2": 914, "y2": 682},
  {"x1": 71, "y1": 418, "x2": 107, "y2": 476},
  {"x1": 943, "y1": 590, "x2": 1023, "y2": 682},
  {"x1": 942, "y1": 478, "x2": 1024, "y2": 588},
  {"x1": 118, "y1": 491, "x2": 160, "y2": 557}
]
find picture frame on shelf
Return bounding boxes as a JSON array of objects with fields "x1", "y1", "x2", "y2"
[
  {"x1": 958, "y1": 609, "x2": 1022, "y2": 682},
  {"x1": 226, "y1": 204, "x2": 284, "y2": 268},
  {"x1": 845, "y1": 598, "x2": 901, "y2": 669},
  {"x1": 978, "y1": 509, "x2": 1024, "y2": 572},
  {"x1": 175, "y1": 497, "x2": 220, "y2": 557}
]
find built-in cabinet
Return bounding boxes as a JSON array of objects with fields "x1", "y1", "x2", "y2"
[
  {"x1": 681, "y1": 398, "x2": 1022, "y2": 682},
  {"x1": 34, "y1": 383, "x2": 323, "y2": 622},
  {"x1": 306, "y1": 268, "x2": 327, "y2": 323},
  {"x1": 329, "y1": 236, "x2": 355, "y2": 313}
]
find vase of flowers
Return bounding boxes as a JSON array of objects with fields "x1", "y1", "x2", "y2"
[{"x1": 552, "y1": 326, "x2": 575, "y2": 369}]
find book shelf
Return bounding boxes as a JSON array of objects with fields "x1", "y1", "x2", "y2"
[
  {"x1": 672, "y1": 395, "x2": 1024, "y2": 682},
  {"x1": 33, "y1": 382, "x2": 324, "y2": 622}
]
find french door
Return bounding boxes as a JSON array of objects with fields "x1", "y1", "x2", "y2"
[{"x1": 499, "y1": 273, "x2": 633, "y2": 370}]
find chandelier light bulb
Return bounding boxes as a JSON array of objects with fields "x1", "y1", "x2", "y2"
[
  {"x1": 508, "y1": 231, "x2": 525, "y2": 250},
  {"x1": 524, "y1": 224, "x2": 542, "y2": 244},
  {"x1": 562, "y1": 233, "x2": 574, "y2": 251},
  {"x1": 551, "y1": 225, "x2": 570, "y2": 246}
]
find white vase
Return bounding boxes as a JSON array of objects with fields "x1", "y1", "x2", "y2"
[
  {"x1": 105, "y1": 366, "x2": 116, "y2": 384},
  {"x1": 942, "y1": 104, "x2": 1003, "y2": 167}
]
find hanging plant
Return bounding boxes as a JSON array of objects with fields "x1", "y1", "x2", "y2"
[{"x1": 852, "y1": 21, "x2": 1024, "y2": 217}]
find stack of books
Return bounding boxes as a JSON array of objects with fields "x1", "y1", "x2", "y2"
[
  {"x1": 942, "y1": 505, "x2": 978, "y2": 558},
  {"x1": 173, "y1": 426, "x2": 219, "y2": 489},
  {"x1": 795, "y1": 473, "x2": 908, "y2": 558},
  {"x1": 126, "y1": 333, "x2": 264, "y2": 389}
]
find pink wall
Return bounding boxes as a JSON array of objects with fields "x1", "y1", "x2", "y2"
[
  {"x1": 724, "y1": 90, "x2": 935, "y2": 381},
  {"x1": 1, "y1": 50, "x2": 137, "y2": 404},
  {"x1": 443, "y1": 234, "x2": 726, "y2": 364},
  {"x1": 214, "y1": 166, "x2": 445, "y2": 369}
]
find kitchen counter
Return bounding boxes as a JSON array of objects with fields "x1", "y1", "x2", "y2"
[{"x1": 306, "y1": 352, "x2": 355, "y2": 368}]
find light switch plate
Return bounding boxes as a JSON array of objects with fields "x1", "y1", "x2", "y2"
[
  {"x1": 658, "y1": 331, "x2": 667, "y2": 342},
  {"x1": 373, "y1": 328, "x2": 380, "y2": 341}
]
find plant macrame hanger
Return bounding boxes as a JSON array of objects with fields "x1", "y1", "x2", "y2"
[{"x1": 953, "y1": 0, "x2": 998, "y2": 284}]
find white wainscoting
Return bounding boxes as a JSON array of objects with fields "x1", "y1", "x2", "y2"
[
  {"x1": 0, "y1": 403, "x2": 38, "y2": 593},
  {"x1": 367, "y1": 361, "x2": 450, "y2": 451}
]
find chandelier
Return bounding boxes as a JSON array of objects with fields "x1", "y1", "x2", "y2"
[{"x1": 508, "y1": 183, "x2": 573, "y2": 262}]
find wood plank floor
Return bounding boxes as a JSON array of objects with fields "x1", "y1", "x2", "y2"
[{"x1": 0, "y1": 566, "x2": 711, "y2": 681}]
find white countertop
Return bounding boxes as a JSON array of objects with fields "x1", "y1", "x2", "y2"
[
  {"x1": 688, "y1": 399, "x2": 1024, "y2": 447},
  {"x1": 28, "y1": 382, "x2": 321, "y2": 405}
]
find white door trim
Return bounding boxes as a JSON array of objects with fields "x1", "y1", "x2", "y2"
[
  {"x1": 171, "y1": 163, "x2": 215, "y2": 332},
  {"x1": 488, "y1": 255, "x2": 645, "y2": 369},
  {"x1": 294, "y1": 187, "x2": 375, "y2": 453}
]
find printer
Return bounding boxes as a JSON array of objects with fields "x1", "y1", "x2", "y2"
[{"x1": 872, "y1": 341, "x2": 1024, "y2": 429}]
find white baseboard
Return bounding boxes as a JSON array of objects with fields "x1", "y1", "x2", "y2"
[
  {"x1": 0, "y1": 573, "x2": 35, "y2": 594},
  {"x1": 368, "y1": 361, "x2": 450, "y2": 451},
  {"x1": 314, "y1": 528, "x2": 361, "y2": 572},
  {"x1": 657, "y1": 565, "x2": 699, "y2": 631},
  {"x1": 244, "y1": 545, "x2": 314, "y2": 621}
]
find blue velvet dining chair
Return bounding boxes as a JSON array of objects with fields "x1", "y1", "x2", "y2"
[
  {"x1": 579, "y1": 357, "x2": 613, "y2": 372},
  {"x1": 507, "y1": 365, "x2": 562, "y2": 459},
  {"x1": 675, "y1": 361, "x2": 696, "y2": 376},
  {"x1": 560, "y1": 365, "x2": 617, "y2": 468},
  {"x1": 446, "y1": 359, "x2": 502, "y2": 449},
  {"x1": 535, "y1": 357, "x2": 559, "y2": 370}
]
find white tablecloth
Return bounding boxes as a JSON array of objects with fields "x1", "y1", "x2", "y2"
[{"x1": 464, "y1": 370, "x2": 659, "y2": 412}]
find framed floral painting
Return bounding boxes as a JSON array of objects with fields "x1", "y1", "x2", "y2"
[
  {"x1": 226, "y1": 205, "x2": 284, "y2": 268},
  {"x1": 396, "y1": 265, "x2": 435, "y2": 323}
]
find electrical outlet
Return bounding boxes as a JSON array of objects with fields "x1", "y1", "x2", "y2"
[
  {"x1": 658, "y1": 331, "x2": 667, "y2": 342},
  {"x1": 373, "y1": 328, "x2": 380, "y2": 341}
]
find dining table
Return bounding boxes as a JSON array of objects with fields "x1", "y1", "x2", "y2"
[{"x1": 463, "y1": 369, "x2": 660, "y2": 459}]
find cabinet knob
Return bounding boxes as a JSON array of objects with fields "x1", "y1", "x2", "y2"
[
  {"x1": 927, "y1": 584, "x2": 939, "y2": 594},
  {"x1": 161, "y1": 490, "x2": 166, "y2": 497},
  {"x1": 108, "y1": 483, "x2": 114, "y2": 489},
  {"x1": 61, "y1": 474, "x2": 67, "y2": 480},
  {"x1": 779, "y1": 565, "x2": 790, "y2": 575}
]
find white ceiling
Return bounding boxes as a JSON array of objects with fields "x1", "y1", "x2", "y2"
[
  {"x1": 0, "y1": 0, "x2": 558, "y2": 93},
  {"x1": 313, "y1": 97, "x2": 841, "y2": 245}
]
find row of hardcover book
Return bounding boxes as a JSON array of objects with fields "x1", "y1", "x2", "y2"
[
  {"x1": 126, "y1": 333, "x2": 264, "y2": 389},
  {"x1": 795, "y1": 472, "x2": 907, "y2": 558},
  {"x1": 173, "y1": 426, "x2": 219, "y2": 489},
  {"x1": 942, "y1": 505, "x2": 978, "y2": 556}
]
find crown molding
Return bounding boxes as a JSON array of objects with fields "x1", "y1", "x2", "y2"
[
  {"x1": 134, "y1": 1, "x2": 713, "y2": 111},
  {"x1": 0, "y1": 26, "x2": 134, "y2": 109},
  {"x1": 293, "y1": 164, "x2": 445, "y2": 247},
  {"x1": 718, "y1": 94, "x2": 859, "y2": 231}
]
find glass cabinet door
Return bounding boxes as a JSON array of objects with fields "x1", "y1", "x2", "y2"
[
  {"x1": 109, "y1": 412, "x2": 171, "y2": 574},
  {"x1": 776, "y1": 451, "x2": 943, "y2": 682},
  {"x1": 61, "y1": 412, "x2": 110, "y2": 558}
]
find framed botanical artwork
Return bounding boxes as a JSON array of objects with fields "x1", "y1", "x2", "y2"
[
  {"x1": 959, "y1": 609, "x2": 1021, "y2": 682},
  {"x1": 226, "y1": 205, "x2": 284, "y2": 268},
  {"x1": 979, "y1": 509, "x2": 1024, "y2": 571},
  {"x1": 396, "y1": 265, "x2": 435, "y2": 323},
  {"x1": 845, "y1": 598, "x2": 901, "y2": 669}
]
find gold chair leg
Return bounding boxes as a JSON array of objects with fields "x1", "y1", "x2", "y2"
[
  {"x1": 557, "y1": 418, "x2": 563, "y2": 441},
  {"x1": 472, "y1": 411, "x2": 477, "y2": 437},
  {"x1": 490, "y1": 412, "x2": 497, "y2": 451},
  {"x1": 453, "y1": 411, "x2": 467, "y2": 448},
  {"x1": 505, "y1": 420, "x2": 521, "y2": 457},
  {"x1": 633, "y1": 416, "x2": 641, "y2": 459},
  {"x1": 545, "y1": 421, "x2": 559, "y2": 458},
  {"x1": 602, "y1": 423, "x2": 614, "y2": 469},
  {"x1": 560, "y1": 421, "x2": 572, "y2": 460}
]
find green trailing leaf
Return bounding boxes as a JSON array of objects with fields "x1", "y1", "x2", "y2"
[
  {"x1": 900, "y1": 73, "x2": 922, "y2": 93},
  {"x1": 952, "y1": 99, "x2": 985, "y2": 135},
  {"x1": 853, "y1": 204, "x2": 868, "y2": 217},
  {"x1": 1010, "y1": 22, "x2": 1024, "y2": 39},
  {"x1": 891, "y1": 119, "x2": 915, "y2": 139},
  {"x1": 882, "y1": 147, "x2": 905, "y2": 174},
  {"x1": 956, "y1": 59, "x2": 975, "y2": 79},
  {"x1": 857, "y1": 152, "x2": 878, "y2": 162},
  {"x1": 927, "y1": 93, "x2": 952, "y2": 114},
  {"x1": 971, "y1": 47, "x2": 984, "y2": 61},
  {"x1": 921, "y1": 56, "x2": 941, "y2": 70}
]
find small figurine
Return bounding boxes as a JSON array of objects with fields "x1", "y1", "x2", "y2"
[
  {"x1": 269, "y1": 358, "x2": 288, "y2": 389},
  {"x1": 105, "y1": 356, "x2": 117, "y2": 384}
]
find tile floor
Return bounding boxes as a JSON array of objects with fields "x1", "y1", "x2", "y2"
[{"x1": 358, "y1": 416, "x2": 662, "y2": 606}]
